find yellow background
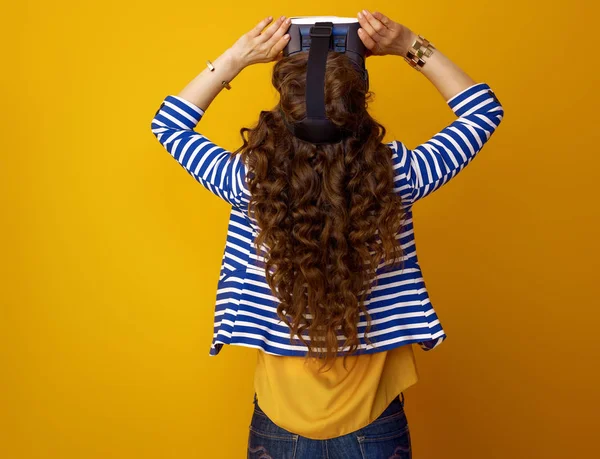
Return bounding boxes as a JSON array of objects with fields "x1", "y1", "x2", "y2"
[{"x1": 2, "y1": 1, "x2": 598, "y2": 458}]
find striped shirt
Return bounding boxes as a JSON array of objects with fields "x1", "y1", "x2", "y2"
[{"x1": 150, "y1": 82, "x2": 504, "y2": 357}]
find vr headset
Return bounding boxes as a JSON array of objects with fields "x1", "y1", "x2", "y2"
[{"x1": 281, "y1": 16, "x2": 369, "y2": 145}]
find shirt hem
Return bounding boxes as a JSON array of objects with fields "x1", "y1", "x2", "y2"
[{"x1": 256, "y1": 376, "x2": 419, "y2": 440}]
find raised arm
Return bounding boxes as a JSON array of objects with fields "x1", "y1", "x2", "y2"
[
  {"x1": 149, "y1": 16, "x2": 291, "y2": 207},
  {"x1": 150, "y1": 95, "x2": 249, "y2": 206},
  {"x1": 392, "y1": 82, "x2": 504, "y2": 204},
  {"x1": 357, "y1": 10, "x2": 505, "y2": 205}
]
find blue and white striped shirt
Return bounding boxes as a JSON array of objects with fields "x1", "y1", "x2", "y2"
[{"x1": 150, "y1": 82, "x2": 504, "y2": 356}]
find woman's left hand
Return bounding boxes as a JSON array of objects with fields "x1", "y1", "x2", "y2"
[{"x1": 229, "y1": 16, "x2": 292, "y2": 68}]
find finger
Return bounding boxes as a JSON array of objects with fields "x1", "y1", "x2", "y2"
[
  {"x1": 266, "y1": 17, "x2": 291, "y2": 47},
  {"x1": 268, "y1": 33, "x2": 291, "y2": 60},
  {"x1": 258, "y1": 15, "x2": 286, "y2": 43},
  {"x1": 357, "y1": 28, "x2": 377, "y2": 52},
  {"x1": 371, "y1": 11, "x2": 395, "y2": 31},
  {"x1": 362, "y1": 9, "x2": 387, "y2": 39},
  {"x1": 357, "y1": 11, "x2": 380, "y2": 42},
  {"x1": 248, "y1": 16, "x2": 273, "y2": 38}
]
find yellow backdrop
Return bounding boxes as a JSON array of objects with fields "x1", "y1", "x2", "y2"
[{"x1": 2, "y1": 1, "x2": 598, "y2": 458}]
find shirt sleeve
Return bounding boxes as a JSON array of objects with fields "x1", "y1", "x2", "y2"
[
  {"x1": 391, "y1": 82, "x2": 505, "y2": 206},
  {"x1": 150, "y1": 94, "x2": 249, "y2": 207}
]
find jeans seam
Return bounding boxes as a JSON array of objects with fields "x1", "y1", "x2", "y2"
[
  {"x1": 292, "y1": 434, "x2": 298, "y2": 459},
  {"x1": 357, "y1": 424, "x2": 410, "y2": 443},
  {"x1": 249, "y1": 425, "x2": 298, "y2": 441}
]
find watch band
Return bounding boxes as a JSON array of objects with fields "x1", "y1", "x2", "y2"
[{"x1": 404, "y1": 35, "x2": 436, "y2": 71}]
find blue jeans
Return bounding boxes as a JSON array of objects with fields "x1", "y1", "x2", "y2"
[{"x1": 248, "y1": 392, "x2": 411, "y2": 459}]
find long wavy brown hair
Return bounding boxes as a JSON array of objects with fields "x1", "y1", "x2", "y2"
[{"x1": 231, "y1": 51, "x2": 407, "y2": 371}]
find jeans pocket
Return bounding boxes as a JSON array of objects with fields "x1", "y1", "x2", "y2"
[
  {"x1": 248, "y1": 408, "x2": 298, "y2": 459},
  {"x1": 356, "y1": 411, "x2": 411, "y2": 459},
  {"x1": 248, "y1": 427, "x2": 298, "y2": 459}
]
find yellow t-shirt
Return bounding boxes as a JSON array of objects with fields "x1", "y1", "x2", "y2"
[{"x1": 253, "y1": 344, "x2": 419, "y2": 440}]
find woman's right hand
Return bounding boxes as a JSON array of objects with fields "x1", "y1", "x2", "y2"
[{"x1": 356, "y1": 10, "x2": 416, "y2": 58}]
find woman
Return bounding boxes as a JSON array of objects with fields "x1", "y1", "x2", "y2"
[{"x1": 150, "y1": 10, "x2": 504, "y2": 459}]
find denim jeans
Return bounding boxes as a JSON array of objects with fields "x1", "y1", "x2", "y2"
[{"x1": 248, "y1": 392, "x2": 411, "y2": 459}]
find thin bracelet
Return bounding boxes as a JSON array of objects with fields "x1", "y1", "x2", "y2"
[{"x1": 206, "y1": 59, "x2": 232, "y2": 90}]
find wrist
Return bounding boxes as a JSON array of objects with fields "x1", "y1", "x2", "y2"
[
  {"x1": 219, "y1": 48, "x2": 246, "y2": 76},
  {"x1": 396, "y1": 29, "x2": 418, "y2": 57}
]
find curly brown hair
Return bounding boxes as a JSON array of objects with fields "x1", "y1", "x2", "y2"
[{"x1": 231, "y1": 51, "x2": 407, "y2": 371}]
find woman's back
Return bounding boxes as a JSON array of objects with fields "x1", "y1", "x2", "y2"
[
  {"x1": 150, "y1": 81, "x2": 502, "y2": 360},
  {"x1": 150, "y1": 10, "x2": 504, "y2": 457}
]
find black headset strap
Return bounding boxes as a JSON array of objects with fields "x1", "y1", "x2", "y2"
[{"x1": 305, "y1": 22, "x2": 333, "y2": 119}]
